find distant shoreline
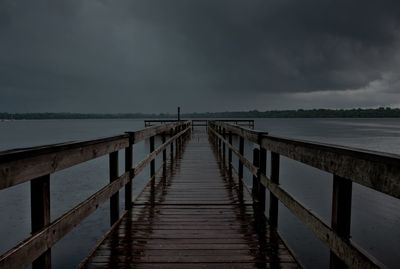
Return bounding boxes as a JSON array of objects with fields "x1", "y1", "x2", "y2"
[{"x1": 2, "y1": 107, "x2": 400, "y2": 119}]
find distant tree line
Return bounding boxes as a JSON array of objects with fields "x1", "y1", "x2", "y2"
[{"x1": 1, "y1": 107, "x2": 400, "y2": 120}]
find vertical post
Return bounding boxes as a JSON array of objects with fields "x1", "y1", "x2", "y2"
[
  {"x1": 31, "y1": 174, "x2": 51, "y2": 269},
  {"x1": 170, "y1": 129, "x2": 174, "y2": 160},
  {"x1": 109, "y1": 151, "x2": 119, "y2": 225},
  {"x1": 228, "y1": 131, "x2": 233, "y2": 178},
  {"x1": 252, "y1": 148, "x2": 260, "y2": 202},
  {"x1": 150, "y1": 136, "x2": 155, "y2": 177},
  {"x1": 162, "y1": 133, "x2": 167, "y2": 163},
  {"x1": 238, "y1": 137, "x2": 244, "y2": 194},
  {"x1": 330, "y1": 175, "x2": 352, "y2": 269},
  {"x1": 178, "y1": 126, "x2": 181, "y2": 152},
  {"x1": 258, "y1": 148, "x2": 267, "y2": 214},
  {"x1": 178, "y1": 106, "x2": 181, "y2": 121},
  {"x1": 218, "y1": 127, "x2": 222, "y2": 153},
  {"x1": 222, "y1": 128, "x2": 226, "y2": 165},
  {"x1": 124, "y1": 135, "x2": 133, "y2": 210},
  {"x1": 269, "y1": 152, "x2": 280, "y2": 228}
]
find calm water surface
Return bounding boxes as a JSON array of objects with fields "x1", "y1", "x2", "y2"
[{"x1": 0, "y1": 118, "x2": 399, "y2": 268}]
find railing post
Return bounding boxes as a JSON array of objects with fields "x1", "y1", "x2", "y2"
[
  {"x1": 31, "y1": 174, "x2": 51, "y2": 269},
  {"x1": 150, "y1": 136, "x2": 155, "y2": 177},
  {"x1": 330, "y1": 175, "x2": 352, "y2": 269},
  {"x1": 218, "y1": 127, "x2": 222, "y2": 154},
  {"x1": 252, "y1": 148, "x2": 260, "y2": 203},
  {"x1": 238, "y1": 136, "x2": 244, "y2": 194},
  {"x1": 258, "y1": 148, "x2": 267, "y2": 215},
  {"x1": 162, "y1": 133, "x2": 167, "y2": 163},
  {"x1": 124, "y1": 135, "x2": 133, "y2": 210},
  {"x1": 109, "y1": 151, "x2": 119, "y2": 226},
  {"x1": 222, "y1": 128, "x2": 226, "y2": 165},
  {"x1": 170, "y1": 129, "x2": 174, "y2": 160},
  {"x1": 228, "y1": 131, "x2": 233, "y2": 178},
  {"x1": 269, "y1": 152, "x2": 280, "y2": 228}
]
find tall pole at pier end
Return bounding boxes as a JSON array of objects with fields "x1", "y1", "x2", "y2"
[{"x1": 178, "y1": 106, "x2": 181, "y2": 121}]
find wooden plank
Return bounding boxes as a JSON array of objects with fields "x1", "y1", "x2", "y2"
[
  {"x1": 260, "y1": 135, "x2": 400, "y2": 199},
  {"x1": 0, "y1": 121, "x2": 191, "y2": 190},
  {"x1": 81, "y1": 130, "x2": 299, "y2": 269},
  {"x1": 0, "y1": 136, "x2": 129, "y2": 189}
]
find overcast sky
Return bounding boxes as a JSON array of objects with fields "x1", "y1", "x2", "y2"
[{"x1": 1, "y1": 0, "x2": 400, "y2": 113}]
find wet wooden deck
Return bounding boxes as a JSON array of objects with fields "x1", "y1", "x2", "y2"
[{"x1": 81, "y1": 130, "x2": 300, "y2": 269}]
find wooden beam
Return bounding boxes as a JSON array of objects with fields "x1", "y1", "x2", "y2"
[
  {"x1": 260, "y1": 135, "x2": 400, "y2": 199},
  {"x1": 269, "y1": 152, "x2": 280, "y2": 228},
  {"x1": 124, "y1": 135, "x2": 133, "y2": 210},
  {"x1": 330, "y1": 175, "x2": 353, "y2": 269},
  {"x1": 109, "y1": 151, "x2": 119, "y2": 225},
  {"x1": 30, "y1": 174, "x2": 51, "y2": 269},
  {"x1": 0, "y1": 136, "x2": 129, "y2": 190}
]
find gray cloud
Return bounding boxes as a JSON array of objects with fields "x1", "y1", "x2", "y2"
[{"x1": 0, "y1": 0, "x2": 400, "y2": 112}]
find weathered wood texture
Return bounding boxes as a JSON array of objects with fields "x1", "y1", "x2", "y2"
[
  {"x1": 210, "y1": 121, "x2": 400, "y2": 199},
  {"x1": 81, "y1": 130, "x2": 299, "y2": 269},
  {"x1": 209, "y1": 121, "x2": 390, "y2": 269},
  {"x1": 0, "y1": 122, "x2": 191, "y2": 269},
  {"x1": 0, "y1": 122, "x2": 189, "y2": 190}
]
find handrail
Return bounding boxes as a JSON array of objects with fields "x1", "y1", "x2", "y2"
[
  {"x1": 0, "y1": 121, "x2": 191, "y2": 269},
  {"x1": 210, "y1": 121, "x2": 400, "y2": 198},
  {"x1": 208, "y1": 120, "x2": 397, "y2": 269},
  {"x1": 144, "y1": 119, "x2": 255, "y2": 128},
  {"x1": 0, "y1": 121, "x2": 187, "y2": 190}
]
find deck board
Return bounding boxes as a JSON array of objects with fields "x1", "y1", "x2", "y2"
[{"x1": 80, "y1": 130, "x2": 300, "y2": 269}]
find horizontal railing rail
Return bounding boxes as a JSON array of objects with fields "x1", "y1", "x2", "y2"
[
  {"x1": 144, "y1": 119, "x2": 254, "y2": 128},
  {"x1": 0, "y1": 121, "x2": 191, "y2": 269},
  {"x1": 208, "y1": 120, "x2": 398, "y2": 269}
]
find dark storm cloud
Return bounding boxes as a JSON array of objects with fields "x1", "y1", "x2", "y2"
[{"x1": 0, "y1": 0, "x2": 400, "y2": 112}]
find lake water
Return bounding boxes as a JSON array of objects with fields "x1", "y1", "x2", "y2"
[{"x1": 0, "y1": 118, "x2": 399, "y2": 268}]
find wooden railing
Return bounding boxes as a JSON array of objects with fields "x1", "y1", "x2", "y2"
[
  {"x1": 144, "y1": 119, "x2": 254, "y2": 128},
  {"x1": 208, "y1": 121, "x2": 400, "y2": 269},
  {"x1": 0, "y1": 121, "x2": 191, "y2": 269}
]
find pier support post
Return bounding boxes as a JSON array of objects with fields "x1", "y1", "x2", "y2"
[
  {"x1": 269, "y1": 152, "x2": 280, "y2": 228},
  {"x1": 330, "y1": 175, "x2": 352, "y2": 269},
  {"x1": 162, "y1": 133, "x2": 167, "y2": 177},
  {"x1": 162, "y1": 133, "x2": 167, "y2": 162},
  {"x1": 109, "y1": 151, "x2": 119, "y2": 225},
  {"x1": 252, "y1": 148, "x2": 260, "y2": 203},
  {"x1": 238, "y1": 137, "x2": 244, "y2": 195},
  {"x1": 150, "y1": 136, "x2": 155, "y2": 178},
  {"x1": 170, "y1": 129, "x2": 174, "y2": 160},
  {"x1": 31, "y1": 174, "x2": 51, "y2": 269},
  {"x1": 222, "y1": 128, "x2": 226, "y2": 165},
  {"x1": 228, "y1": 131, "x2": 233, "y2": 178},
  {"x1": 124, "y1": 135, "x2": 133, "y2": 210},
  {"x1": 258, "y1": 148, "x2": 267, "y2": 216}
]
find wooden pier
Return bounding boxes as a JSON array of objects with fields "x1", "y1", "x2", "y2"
[
  {"x1": 0, "y1": 120, "x2": 399, "y2": 269},
  {"x1": 80, "y1": 129, "x2": 298, "y2": 268}
]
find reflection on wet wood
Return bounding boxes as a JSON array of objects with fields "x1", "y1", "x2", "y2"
[{"x1": 81, "y1": 131, "x2": 300, "y2": 269}]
